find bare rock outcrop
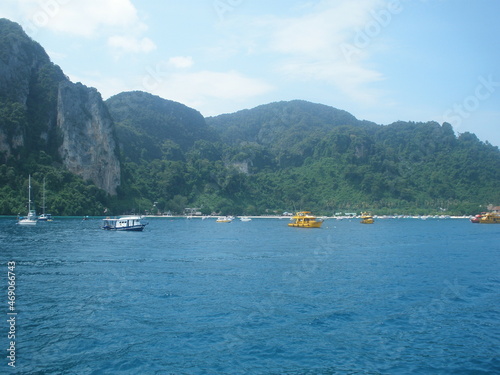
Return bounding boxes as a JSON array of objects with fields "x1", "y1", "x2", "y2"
[{"x1": 57, "y1": 81, "x2": 120, "y2": 195}]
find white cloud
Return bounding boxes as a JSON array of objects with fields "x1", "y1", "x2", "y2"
[
  {"x1": 16, "y1": 0, "x2": 141, "y2": 37},
  {"x1": 228, "y1": 0, "x2": 391, "y2": 106},
  {"x1": 108, "y1": 35, "x2": 156, "y2": 54},
  {"x1": 4, "y1": 0, "x2": 156, "y2": 54},
  {"x1": 280, "y1": 59, "x2": 385, "y2": 106},
  {"x1": 64, "y1": 70, "x2": 131, "y2": 100},
  {"x1": 168, "y1": 56, "x2": 194, "y2": 69},
  {"x1": 146, "y1": 70, "x2": 274, "y2": 115}
]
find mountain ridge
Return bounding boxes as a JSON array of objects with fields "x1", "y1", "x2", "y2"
[
  {"x1": 206, "y1": 99, "x2": 377, "y2": 148},
  {"x1": 106, "y1": 91, "x2": 216, "y2": 162},
  {"x1": 0, "y1": 18, "x2": 499, "y2": 216}
]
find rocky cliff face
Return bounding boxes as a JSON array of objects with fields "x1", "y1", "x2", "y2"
[
  {"x1": 0, "y1": 21, "x2": 50, "y2": 104},
  {"x1": 0, "y1": 20, "x2": 52, "y2": 157},
  {"x1": 57, "y1": 81, "x2": 121, "y2": 195},
  {"x1": 0, "y1": 19, "x2": 121, "y2": 195}
]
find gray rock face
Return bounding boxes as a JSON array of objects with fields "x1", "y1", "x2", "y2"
[{"x1": 57, "y1": 81, "x2": 121, "y2": 195}]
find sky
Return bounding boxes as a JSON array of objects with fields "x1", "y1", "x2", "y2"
[{"x1": 1, "y1": 0, "x2": 499, "y2": 146}]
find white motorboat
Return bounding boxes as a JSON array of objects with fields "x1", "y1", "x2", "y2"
[{"x1": 102, "y1": 216, "x2": 148, "y2": 231}]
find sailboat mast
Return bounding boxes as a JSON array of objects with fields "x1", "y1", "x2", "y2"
[
  {"x1": 28, "y1": 174, "x2": 31, "y2": 212},
  {"x1": 42, "y1": 177, "x2": 46, "y2": 215}
]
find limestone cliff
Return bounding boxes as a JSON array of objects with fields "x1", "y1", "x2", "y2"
[
  {"x1": 0, "y1": 18, "x2": 120, "y2": 195},
  {"x1": 57, "y1": 81, "x2": 121, "y2": 195}
]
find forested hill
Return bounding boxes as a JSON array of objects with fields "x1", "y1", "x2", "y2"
[
  {"x1": 206, "y1": 100, "x2": 375, "y2": 148},
  {"x1": 204, "y1": 102, "x2": 500, "y2": 214},
  {"x1": 106, "y1": 91, "x2": 216, "y2": 162},
  {"x1": 0, "y1": 18, "x2": 499, "y2": 216}
]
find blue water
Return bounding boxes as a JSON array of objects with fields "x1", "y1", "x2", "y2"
[{"x1": 1, "y1": 217, "x2": 499, "y2": 374}]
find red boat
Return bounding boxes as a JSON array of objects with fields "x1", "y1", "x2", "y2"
[{"x1": 470, "y1": 214, "x2": 483, "y2": 223}]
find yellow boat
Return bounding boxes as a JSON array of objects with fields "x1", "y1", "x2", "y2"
[
  {"x1": 216, "y1": 216, "x2": 233, "y2": 223},
  {"x1": 288, "y1": 211, "x2": 323, "y2": 228},
  {"x1": 478, "y1": 212, "x2": 500, "y2": 224},
  {"x1": 360, "y1": 212, "x2": 374, "y2": 224}
]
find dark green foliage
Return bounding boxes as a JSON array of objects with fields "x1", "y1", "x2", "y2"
[
  {"x1": 206, "y1": 100, "x2": 374, "y2": 150},
  {"x1": 202, "y1": 103, "x2": 499, "y2": 215},
  {"x1": 106, "y1": 91, "x2": 216, "y2": 162},
  {"x1": 0, "y1": 164, "x2": 109, "y2": 216}
]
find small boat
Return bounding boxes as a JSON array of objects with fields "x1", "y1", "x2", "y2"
[
  {"x1": 38, "y1": 213, "x2": 53, "y2": 221},
  {"x1": 475, "y1": 212, "x2": 500, "y2": 224},
  {"x1": 38, "y1": 177, "x2": 53, "y2": 221},
  {"x1": 216, "y1": 216, "x2": 233, "y2": 223},
  {"x1": 470, "y1": 214, "x2": 483, "y2": 223},
  {"x1": 360, "y1": 212, "x2": 374, "y2": 224},
  {"x1": 288, "y1": 211, "x2": 323, "y2": 228},
  {"x1": 102, "y1": 216, "x2": 148, "y2": 231},
  {"x1": 18, "y1": 175, "x2": 37, "y2": 226},
  {"x1": 239, "y1": 216, "x2": 252, "y2": 222},
  {"x1": 18, "y1": 210, "x2": 37, "y2": 225}
]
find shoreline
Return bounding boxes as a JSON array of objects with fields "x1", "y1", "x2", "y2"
[
  {"x1": 142, "y1": 214, "x2": 474, "y2": 220},
  {"x1": 3, "y1": 214, "x2": 475, "y2": 220}
]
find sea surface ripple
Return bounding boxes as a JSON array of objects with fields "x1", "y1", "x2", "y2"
[{"x1": 0, "y1": 217, "x2": 499, "y2": 374}]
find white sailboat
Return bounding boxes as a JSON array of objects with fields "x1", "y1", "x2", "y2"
[
  {"x1": 38, "y1": 177, "x2": 52, "y2": 221},
  {"x1": 18, "y1": 175, "x2": 37, "y2": 225}
]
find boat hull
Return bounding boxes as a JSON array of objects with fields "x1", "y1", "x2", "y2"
[
  {"x1": 361, "y1": 219, "x2": 374, "y2": 224},
  {"x1": 17, "y1": 219, "x2": 37, "y2": 226},
  {"x1": 216, "y1": 216, "x2": 233, "y2": 223},
  {"x1": 103, "y1": 225, "x2": 146, "y2": 231},
  {"x1": 288, "y1": 221, "x2": 322, "y2": 228},
  {"x1": 479, "y1": 218, "x2": 500, "y2": 224}
]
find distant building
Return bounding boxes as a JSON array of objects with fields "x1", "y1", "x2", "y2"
[{"x1": 487, "y1": 205, "x2": 500, "y2": 213}]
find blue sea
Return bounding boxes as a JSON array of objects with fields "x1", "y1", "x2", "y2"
[{"x1": 1, "y1": 217, "x2": 499, "y2": 374}]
